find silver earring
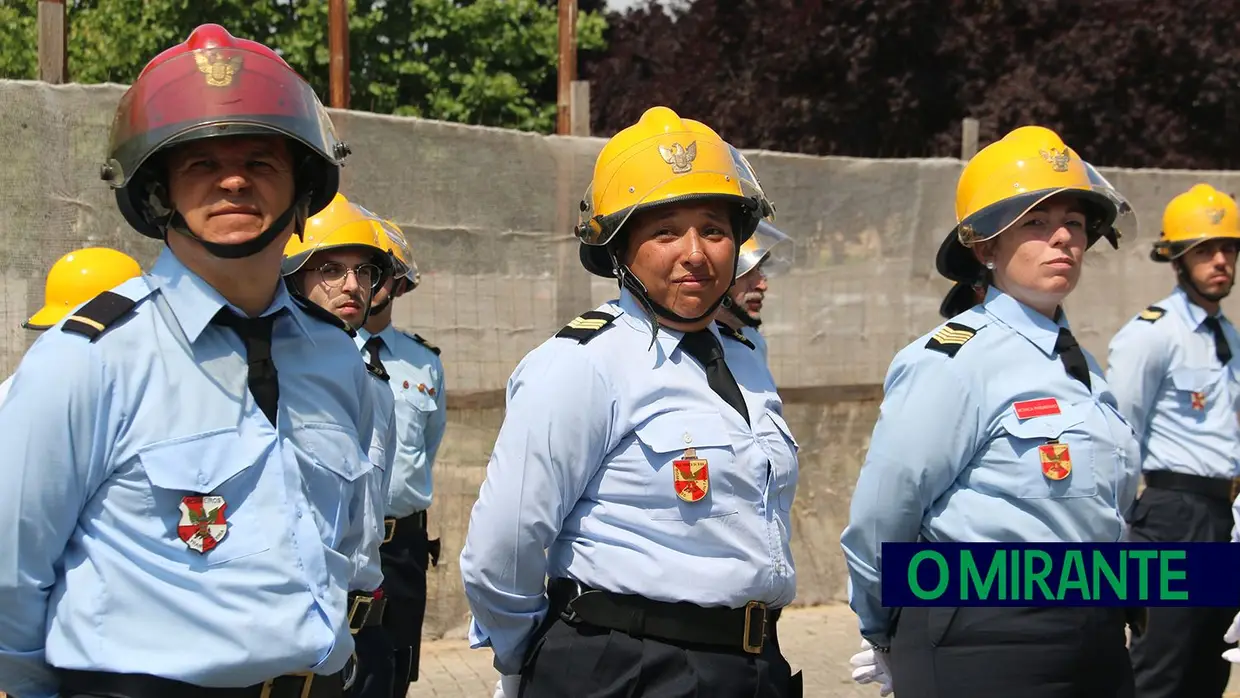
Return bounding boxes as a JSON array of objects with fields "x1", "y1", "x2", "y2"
[{"x1": 985, "y1": 260, "x2": 995, "y2": 270}]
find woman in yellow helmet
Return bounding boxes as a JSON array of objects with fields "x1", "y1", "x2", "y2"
[
  {"x1": 841, "y1": 126, "x2": 1142, "y2": 697},
  {"x1": 461, "y1": 107, "x2": 802, "y2": 698}
]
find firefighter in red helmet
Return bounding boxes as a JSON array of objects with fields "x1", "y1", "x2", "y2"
[{"x1": 0, "y1": 24, "x2": 391, "y2": 698}]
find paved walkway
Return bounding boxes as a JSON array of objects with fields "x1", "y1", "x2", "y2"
[{"x1": 410, "y1": 604, "x2": 1240, "y2": 697}]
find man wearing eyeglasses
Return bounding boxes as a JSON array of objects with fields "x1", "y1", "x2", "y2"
[
  {"x1": 283, "y1": 193, "x2": 401, "y2": 697},
  {"x1": 350, "y1": 216, "x2": 446, "y2": 698}
]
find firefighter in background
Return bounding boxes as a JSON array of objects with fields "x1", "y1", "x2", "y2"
[
  {"x1": 1107, "y1": 183, "x2": 1240, "y2": 698},
  {"x1": 353, "y1": 215, "x2": 447, "y2": 698},
  {"x1": 0, "y1": 247, "x2": 142, "y2": 406},
  {"x1": 715, "y1": 218, "x2": 793, "y2": 362},
  {"x1": 842, "y1": 125, "x2": 1142, "y2": 698},
  {"x1": 282, "y1": 192, "x2": 401, "y2": 698}
]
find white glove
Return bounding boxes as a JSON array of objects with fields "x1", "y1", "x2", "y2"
[
  {"x1": 493, "y1": 674, "x2": 521, "y2": 698},
  {"x1": 1223, "y1": 611, "x2": 1240, "y2": 664},
  {"x1": 849, "y1": 639, "x2": 894, "y2": 696}
]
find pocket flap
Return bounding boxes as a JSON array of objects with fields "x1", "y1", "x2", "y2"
[
  {"x1": 635, "y1": 412, "x2": 730, "y2": 454},
  {"x1": 139, "y1": 429, "x2": 260, "y2": 492},
  {"x1": 768, "y1": 411, "x2": 800, "y2": 452},
  {"x1": 1000, "y1": 403, "x2": 1087, "y2": 440},
  {"x1": 301, "y1": 423, "x2": 371, "y2": 482},
  {"x1": 1170, "y1": 367, "x2": 1219, "y2": 393}
]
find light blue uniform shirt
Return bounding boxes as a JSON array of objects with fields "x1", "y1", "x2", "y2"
[
  {"x1": 1106, "y1": 286, "x2": 1240, "y2": 480},
  {"x1": 354, "y1": 373, "x2": 396, "y2": 593},
  {"x1": 742, "y1": 325, "x2": 769, "y2": 364},
  {"x1": 841, "y1": 288, "x2": 1141, "y2": 647},
  {"x1": 0, "y1": 249, "x2": 385, "y2": 697},
  {"x1": 460, "y1": 289, "x2": 799, "y2": 675},
  {"x1": 355, "y1": 324, "x2": 446, "y2": 519}
]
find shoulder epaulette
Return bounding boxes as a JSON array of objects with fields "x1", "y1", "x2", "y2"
[
  {"x1": 409, "y1": 332, "x2": 440, "y2": 356},
  {"x1": 292, "y1": 294, "x2": 353, "y2": 336},
  {"x1": 925, "y1": 321, "x2": 977, "y2": 358},
  {"x1": 61, "y1": 291, "x2": 137, "y2": 342},
  {"x1": 555, "y1": 310, "x2": 617, "y2": 345},
  {"x1": 1137, "y1": 305, "x2": 1166, "y2": 323},
  {"x1": 715, "y1": 321, "x2": 755, "y2": 350}
]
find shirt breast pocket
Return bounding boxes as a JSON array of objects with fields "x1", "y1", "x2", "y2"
[
  {"x1": 766, "y1": 411, "x2": 800, "y2": 512},
  {"x1": 634, "y1": 412, "x2": 739, "y2": 522},
  {"x1": 400, "y1": 387, "x2": 438, "y2": 439},
  {"x1": 139, "y1": 429, "x2": 272, "y2": 566},
  {"x1": 996, "y1": 404, "x2": 1096, "y2": 499},
  {"x1": 1170, "y1": 367, "x2": 1219, "y2": 415},
  {"x1": 298, "y1": 423, "x2": 375, "y2": 540}
]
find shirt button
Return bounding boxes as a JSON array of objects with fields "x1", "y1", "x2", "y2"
[
  {"x1": 197, "y1": 473, "x2": 208, "y2": 486},
  {"x1": 296, "y1": 510, "x2": 303, "y2": 519},
  {"x1": 682, "y1": 432, "x2": 693, "y2": 444}
]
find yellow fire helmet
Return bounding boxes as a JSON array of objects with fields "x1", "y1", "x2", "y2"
[
  {"x1": 736, "y1": 219, "x2": 793, "y2": 280},
  {"x1": 281, "y1": 192, "x2": 393, "y2": 287},
  {"x1": 1150, "y1": 184, "x2": 1240, "y2": 262},
  {"x1": 24, "y1": 247, "x2": 143, "y2": 329},
  {"x1": 576, "y1": 106, "x2": 768, "y2": 278},
  {"x1": 935, "y1": 125, "x2": 1136, "y2": 284},
  {"x1": 373, "y1": 217, "x2": 420, "y2": 290}
]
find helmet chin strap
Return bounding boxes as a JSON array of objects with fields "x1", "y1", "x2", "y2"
[
  {"x1": 163, "y1": 192, "x2": 309, "y2": 259},
  {"x1": 720, "y1": 295, "x2": 761, "y2": 328},
  {"x1": 608, "y1": 245, "x2": 739, "y2": 350}
]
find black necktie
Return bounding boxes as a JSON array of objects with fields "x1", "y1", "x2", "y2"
[
  {"x1": 1203, "y1": 317, "x2": 1233, "y2": 366},
  {"x1": 363, "y1": 335, "x2": 389, "y2": 380},
  {"x1": 679, "y1": 329, "x2": 750, "y2": 425},
  {"x1": 1054, "y1": 327, "x2": 1091, "y2": 391},
  {"x1": 213, "y1": 309, "x2": 280, "y2": 426}
]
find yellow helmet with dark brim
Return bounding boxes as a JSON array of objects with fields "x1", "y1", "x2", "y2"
[
  {"x1": 24, "y1": 247, "x2": 143, "y2": 329},
  {"x1": 282, "y1": 192, "x2": 394, "y2": 286},
  {"x1": 1151, "y1": 184, "x2": 1240, "y2": 262},
  {"x1": 936, "y1": 125, "x2": 1136, "y2": 284},
  {"x1": 576, "y1": 107, "x2": 768, "y2": 278}
]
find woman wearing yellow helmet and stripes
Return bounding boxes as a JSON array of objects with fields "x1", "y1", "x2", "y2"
[
  {"x1": 841, "y1": 126, "x2": 1142, "y2": 697},
  {"x1": 462, "y1": 107, "x2": 802, "y2": 698}
]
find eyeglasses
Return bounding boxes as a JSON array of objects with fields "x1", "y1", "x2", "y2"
[{"x1": 309, "y1": 262, "x2": 382, "y2": 289}]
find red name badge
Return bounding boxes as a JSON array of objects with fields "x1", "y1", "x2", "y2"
[{"x1": 1013, "y1": 398, "x2": 1061, "y2": 420}]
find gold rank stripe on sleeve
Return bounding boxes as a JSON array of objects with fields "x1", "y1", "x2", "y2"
[
  {"x1": 61, "y1": 291, "x2": 137, "y2": 342},
  {"x1": 924, "y1": 321, "x2": 977, "y2": 358},
  {"x1": 1137, "y1": 305, "x2": 1166, "y2": 323},
  {"x1": 554, "y1": 310, "x2": 618, "y2": 344}
]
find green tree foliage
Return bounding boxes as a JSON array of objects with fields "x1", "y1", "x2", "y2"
[{"x1": 0, "y1": 0, "x2": 606, "y2": 133}]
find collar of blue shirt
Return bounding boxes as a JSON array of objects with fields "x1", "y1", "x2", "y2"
[
  {"x1": 148, "y1": 247, "x2": 311, "y2": 344},
  {"x1": 981, "y1": 286, "x2": 1071, "y2": 358}
]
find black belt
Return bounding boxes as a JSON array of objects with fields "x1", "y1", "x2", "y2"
[
  {"x1": 548, "y1": 578, "x2": 781, "y2": 654},
  {"x1": 1144, "y1": 470, "x2": 1240, "y2": 502},
  {"x1": 58, "y1": 658, "x2": 355, "y2": 698},
  {"x1": 382, "y1": 511, "x2": 426, "y2": 545},
  {"x1": 348, "y1": 590, "x2": 387, "y2": 634},
  {"x1": 383, "y1": 511, "x2": 441, "y2": 567}
]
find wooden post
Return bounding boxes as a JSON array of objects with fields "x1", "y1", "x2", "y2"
[
  {"x1": 328, "y1": 0, "x2": 350, "y2": 109},
  {"x1": 556, "y1": 0, "x2": 578, "y2": 135},
  {"x1": 961, "y1": 118, "x2": 979, "y2": 161},
  {"x1": 570, "y1": 80, "x2": 590, "y2": 137},
  {"x1": 37, "y1": 0, "x2": 68, "y2": 84}
]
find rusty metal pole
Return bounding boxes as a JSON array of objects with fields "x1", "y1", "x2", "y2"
[
  {"x1": 37, "y1": 0, "x2": 68, "y2": 83},
  {"x1": 328, "y1": 0, "x2": 350, "y2": 109},
  {"x1": 556, "y1": 0, "x2": 578, "y2": 135}
]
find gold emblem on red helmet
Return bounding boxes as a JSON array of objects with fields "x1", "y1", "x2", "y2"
[{"x1": 194, "y1": 50, "x2": 243, "y2": 88}]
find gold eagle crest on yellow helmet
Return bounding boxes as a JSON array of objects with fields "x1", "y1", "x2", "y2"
[{"x1": 575, "y1": 106, "x2": 767, "y2": 278}]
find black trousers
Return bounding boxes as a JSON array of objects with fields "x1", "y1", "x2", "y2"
[
  {"x1": 1127, "y1": 485, "x2": 1238, "y2": 698},
  {"x1": 350, "y1": 523, "x2": 431, "y2": 698},
  {"x1": 888, "y1": 606, "x2": 1134, "y2": 698},
  {"x1": 519, "y1": 616, "x2": 800, "y2": 698}
]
